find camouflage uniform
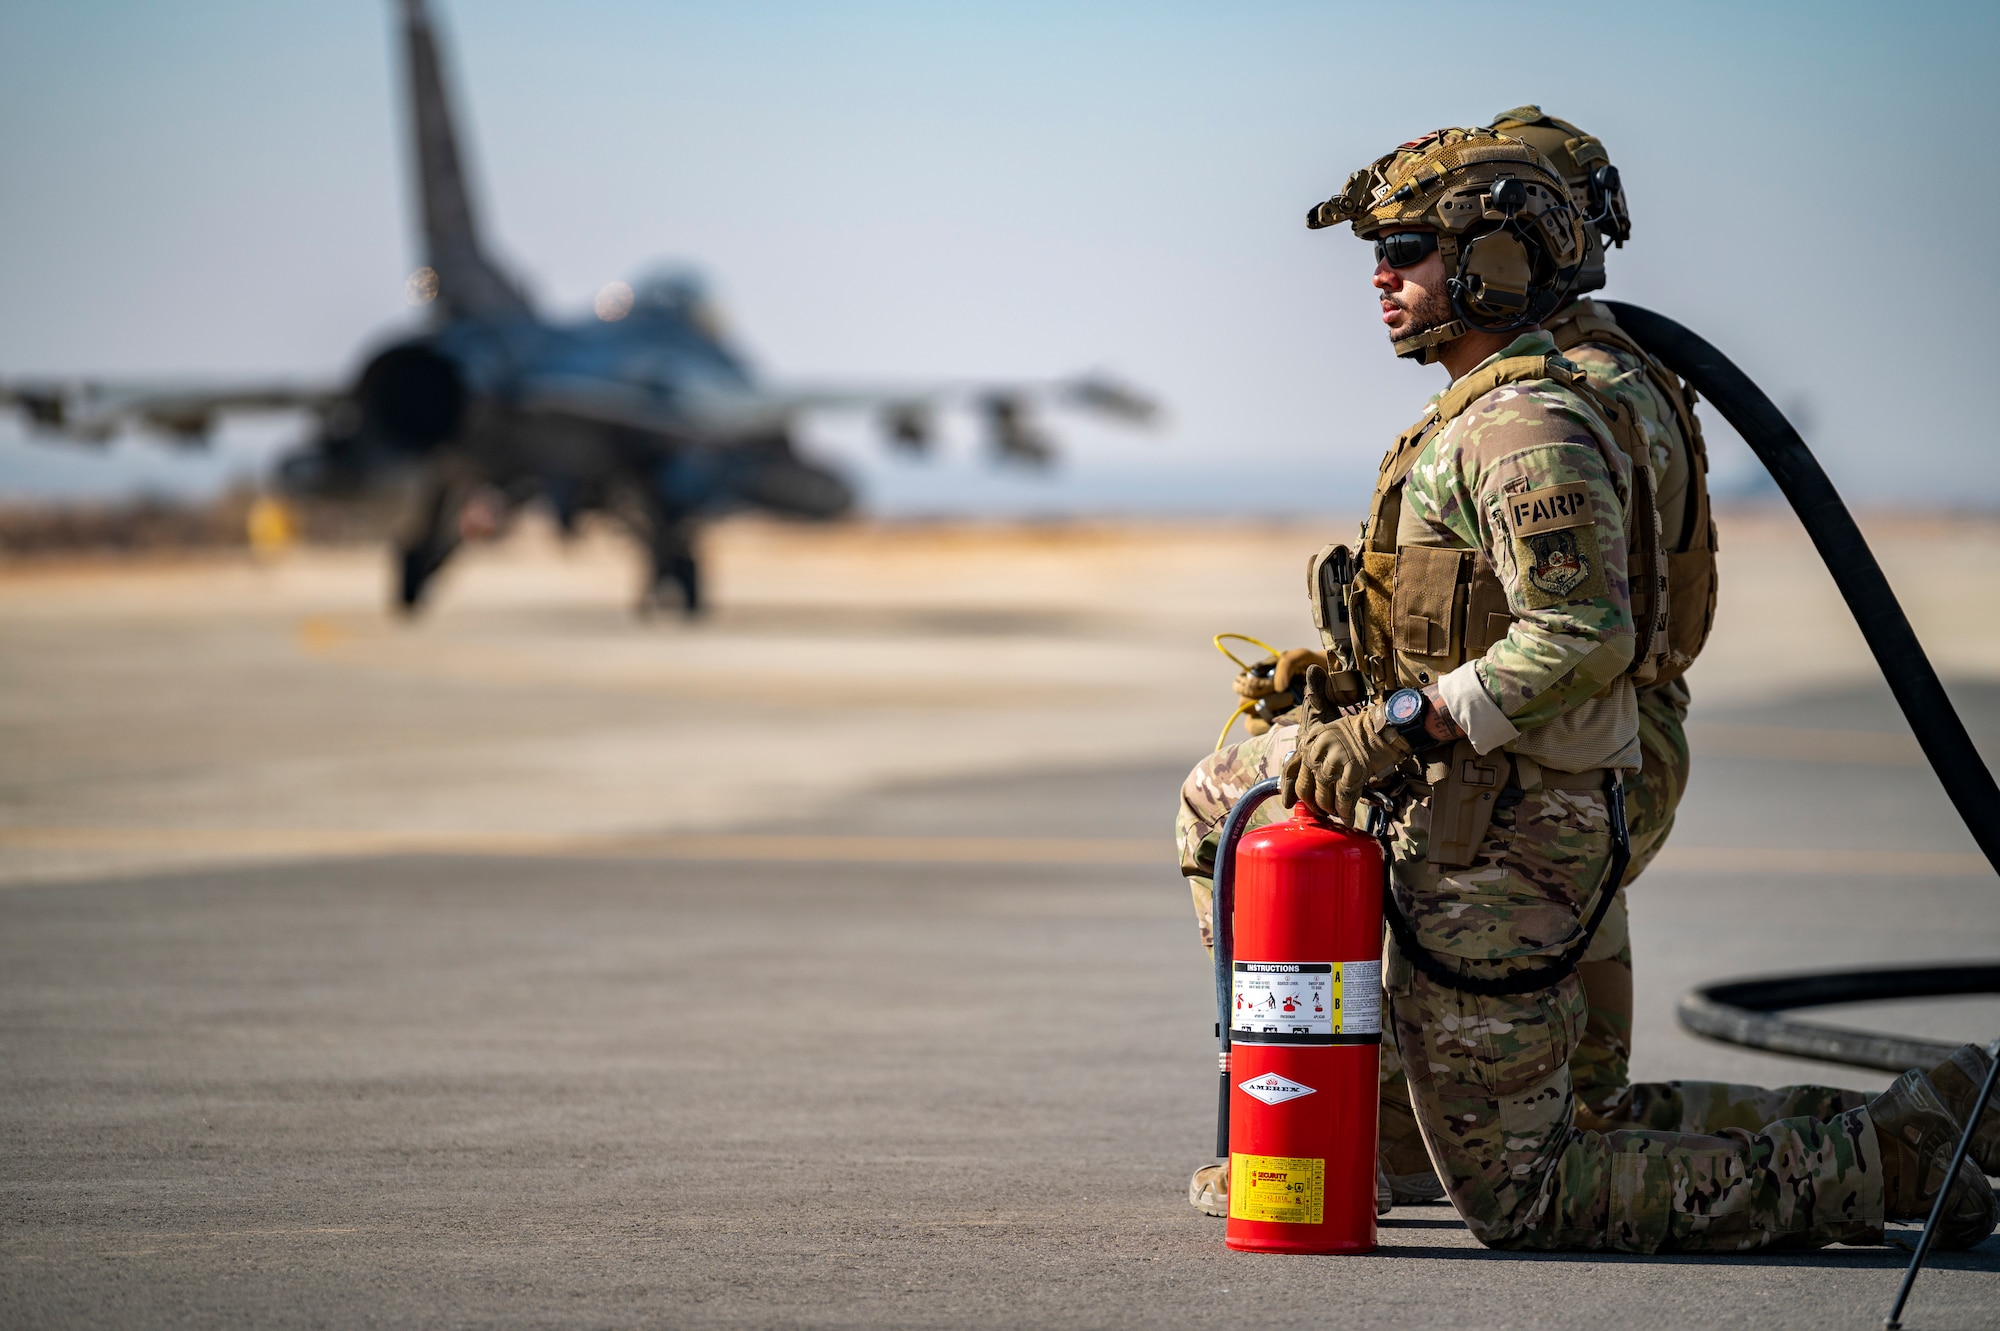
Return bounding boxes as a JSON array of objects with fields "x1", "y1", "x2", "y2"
[
  {"x1": 1180, "y1": 301, "x2": 1716, "y2": 1116},
  {"x1": 1377, "y1": 331, "x2": 1885, "y2": 1248},
  {"x1": 1187, "y1": 329, "x2": 1888, "y2": 1248}
]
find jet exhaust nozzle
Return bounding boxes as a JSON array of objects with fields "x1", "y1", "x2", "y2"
[{"x1": 357, "y1": 344, "x2": 466, "y2": 452}]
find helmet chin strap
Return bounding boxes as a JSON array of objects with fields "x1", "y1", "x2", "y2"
[{"x1": 1392, "y1": 320, "x2": 1467, "y2": 365}]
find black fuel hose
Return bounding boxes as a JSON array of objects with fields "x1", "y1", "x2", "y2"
[
  {"x1": 1601, "y1": 302, "x2": 1999, "y2": 1069},
  {"x1": 1600, "y1": 301, "x2": 2000, "y2": 875},
  {"x1": 1677, "y1": 962, "x2": 2000, "y2": 1073}
]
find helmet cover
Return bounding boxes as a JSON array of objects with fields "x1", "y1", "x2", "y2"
[
  {"x1": 1308, "y1": 127, "x2": 1588, "y2": 362},
  {"x1": 1487, "y1": 105, "x2": 1630, "y2": 295}
]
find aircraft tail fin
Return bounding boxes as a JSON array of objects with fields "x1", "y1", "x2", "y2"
[{"x1": 399, "y1": 0, "x2": 530, "y2": 320}]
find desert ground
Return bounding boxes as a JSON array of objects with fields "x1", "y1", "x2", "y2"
[{"x1": 2, "y1": 510, "x2": 1997, "y2": 1328}]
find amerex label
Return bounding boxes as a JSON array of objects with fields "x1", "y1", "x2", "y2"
[
  {"x1": 1232, "y1": 959, "x2": 1382, "y2": 1044},
  {"x1": 1237, "y1": 1072, "x2": 1316, "y2": 1105},
  {"x1": 1230, "y1": 1153, "x2": 1325, "y2": 1225}
]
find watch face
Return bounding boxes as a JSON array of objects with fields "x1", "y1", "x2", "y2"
[{"x1": 1385, "y1": 688, "x2": 1424, "y2": 726}]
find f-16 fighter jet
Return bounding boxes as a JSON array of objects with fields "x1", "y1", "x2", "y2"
[{"x1": 3, "y1": 0, "x2": 1154, "y2": 614}]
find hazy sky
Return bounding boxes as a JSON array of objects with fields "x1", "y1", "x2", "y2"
[{"x1": 2, "y1": 0, "x2": 1994, "y2": 513}]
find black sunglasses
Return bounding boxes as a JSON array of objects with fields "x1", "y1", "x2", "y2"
[{"x1": 1374, "y1": 231, "x2": 1439, "y2": 269}]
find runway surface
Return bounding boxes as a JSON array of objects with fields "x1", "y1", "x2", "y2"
[{"x1": 3, "y1": 519, "x2": 1999, "y2": 1327}]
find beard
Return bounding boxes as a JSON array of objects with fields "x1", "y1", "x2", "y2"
[{"x1": 1389, "y1": 281, "x2": 1456, "y2": 343}]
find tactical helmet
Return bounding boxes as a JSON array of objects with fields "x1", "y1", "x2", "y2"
[
  {"x1": 1308, "y1": 127, "x2": 1587, "y2": 364},
  {"x1": 1487, "y1": 106, "x2": 1629, "y2": 296}
]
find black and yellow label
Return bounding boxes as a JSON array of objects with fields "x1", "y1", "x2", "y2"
[{"x1": 1229, "y1": 1153, "x2": 1325, "y2": 1225}]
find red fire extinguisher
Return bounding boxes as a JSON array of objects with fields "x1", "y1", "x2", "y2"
[{"x1": 1212, "y1": 780, "x2": 1382, "y2": 1254}]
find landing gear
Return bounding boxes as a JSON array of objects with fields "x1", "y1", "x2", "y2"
[
  {"x1": 637, "y1": 539, "x2": 700, "y2": 619},
  {"x1": 392, "y1": 472, "x2": 465, "y2": 615},
  {"x1": 611, "y1": 475, "x2": 702, "y2": 621}
]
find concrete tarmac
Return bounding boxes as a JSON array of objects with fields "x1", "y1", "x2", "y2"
[{"x1": 3, "y1": 519, "x2": 1999, "y2": 1327}]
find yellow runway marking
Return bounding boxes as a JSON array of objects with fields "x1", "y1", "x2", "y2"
[
  {"x1": 295, "y1": 615, "x2": 351, "y2": 654},
  {"x1": 0, "y1": 828, "x2": 1989, "y2": 877},
  {"x1": 0, "y1": 827, "x2": 1172, "y2": 866}
]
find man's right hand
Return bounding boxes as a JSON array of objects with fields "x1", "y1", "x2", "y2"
[
  {"x1": 1280, "y1": 665, "x2": 1410, "y2": 824},
  {"x1": 1278, "y1": 660, "x2": 1343, "y2": 810}
]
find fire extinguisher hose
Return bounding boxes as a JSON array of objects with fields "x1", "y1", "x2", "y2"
[{"x1": 1211, "y1": 776, "x2": 1283, "y2": 1158}]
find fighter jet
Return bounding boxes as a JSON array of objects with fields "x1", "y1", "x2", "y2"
[{"x1": 1, "y1": 0, "x2": 1154, "y2": 615}]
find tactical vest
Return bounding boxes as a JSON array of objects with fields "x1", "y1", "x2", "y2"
[
  {"x1": 1347, "y1": 353, "x2": 1667, "y2": 700},
  {"x1": 1546, "y1": 304, "x2": 1719, "y2": 686}
]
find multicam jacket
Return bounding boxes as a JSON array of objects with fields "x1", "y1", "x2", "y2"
[{"x1": 1382, "y1": 330, "x2": 1641, "y2": 771}]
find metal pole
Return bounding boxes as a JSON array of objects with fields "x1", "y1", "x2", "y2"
[{"x1": 1884, "y1": 1036, "x2": 2000, "y2": 1329}]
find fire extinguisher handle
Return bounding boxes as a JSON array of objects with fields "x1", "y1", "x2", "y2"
[{"x1": 1212, "y1": 777, "x2": 1284, "y2": 1159}]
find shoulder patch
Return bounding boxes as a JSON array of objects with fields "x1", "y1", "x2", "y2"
[
  {"x1": 1504, "y1": 481, "x2": 1592, "y2": 536},
  {"x1": 1514, "y1": 525, "x2": 1607, "y2": 608}
]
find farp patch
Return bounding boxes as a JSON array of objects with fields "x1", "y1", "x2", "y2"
[
  {"x1": 1506, "y1": 481, "x2": 1592, "y2": 537},
  {"x1": 1515, "y1": 526, "x2": 1606, "y2": 607}
]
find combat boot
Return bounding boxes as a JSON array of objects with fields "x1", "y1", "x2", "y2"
[
  {"x1": 1871, "y1": 1069, "x2": 1997, "y2": 1250},
  {"x1": 1925, "y1": 1043, "x2": 2000, "y2": 1177},
  {"x1": 1189, "y1": 1163, "x2": 1227, "y2": 1218},
  {"x1": 1383, "y1": 1165, "x2": 1448, "y2": 1205}
]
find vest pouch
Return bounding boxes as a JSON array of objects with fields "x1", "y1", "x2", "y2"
[
  {"x1": 1307, "y1": 542, "x2": 1357, "y2": 666},
  {"x1": 1390, "y1": 544, "x2": 1467, "y2": 684},
  {"x1": 1354, "y1": 549, "x2": 1399, "y2": 686},
  {"x1": 1655, "y1": 543, "x2": 1719, "y2": 685}
]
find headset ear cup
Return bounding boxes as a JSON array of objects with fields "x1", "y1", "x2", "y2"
[{"x1": 1455, "y1": 229, "x2": 1537, "y2": 321}]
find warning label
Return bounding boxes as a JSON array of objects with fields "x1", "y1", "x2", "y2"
[
  {"x1": 1232, "y1": 960, "x2": 1382, "y2": 1044},
  {"x1": 1339, "y1": 959, "x2": 1382, "y2": 1037},
  {"x1": 1230, "y1": 1153, "x2": 1325, "y2": 1225}
]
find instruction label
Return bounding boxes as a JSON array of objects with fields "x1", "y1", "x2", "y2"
[
  {"x1": 1231, "y1": 959, "x2": 1381, "y2": 1044},
  {"x1": 1230, "y1": 1153, "x2": 1325, "y2": 1225}
]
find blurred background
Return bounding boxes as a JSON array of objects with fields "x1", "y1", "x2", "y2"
[
  {"x1": 6, "y1": 6, "x2": 2000, "y2": 1324},
  {"x1": 4, "y1": 0, "x2": 1995, "y2": 515}
]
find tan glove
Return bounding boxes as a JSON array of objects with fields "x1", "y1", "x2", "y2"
[
  {"x1": 1230, "y1": 647, "x2": 1332, "y2": 736},
  {"x1": 1233, "y1": 647, "x2": 1354, "y2": 729},
  {"x1": 1269, "y1": 648, "x2": 1327, "y2": 697},
  {"x1": 1279, "y1": 664, "x2": 1411, "y2": 825},
  {"x1": 1281, "y1": 647, "x2": 1365, "y2": 711}
]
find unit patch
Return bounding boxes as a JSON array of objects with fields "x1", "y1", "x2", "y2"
[
  {"x1": 1516, "y1": 526, "x2": 1607, "y2": 607},
  {"x1": 1505, "y1": 480, "x2": 1592, "y2": 536}
]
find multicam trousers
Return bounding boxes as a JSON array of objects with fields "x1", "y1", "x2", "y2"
[
  {"x1": 1392, "y1": 962, "x2": 1883, "y2": 1249},
  {"x1": 1382, "y1": 783, "x2": 1881, "y2": 1250}
]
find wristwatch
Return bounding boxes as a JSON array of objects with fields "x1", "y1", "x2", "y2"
[{"x1": 1383, "y1": 687, "x2": 1441, "y2": 752}]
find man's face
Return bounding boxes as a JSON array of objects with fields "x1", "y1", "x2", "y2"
[{"x1": 1372, "y1": 226, "x2": 1454, "y2": 344}]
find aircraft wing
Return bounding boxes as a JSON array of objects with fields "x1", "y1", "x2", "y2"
[
  {"x1": 1, "y1": 378, "x2": 343, "y2": 446},
  {"x1": 663, "y1": 372, "x2": 1160, "y2": 467}
]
